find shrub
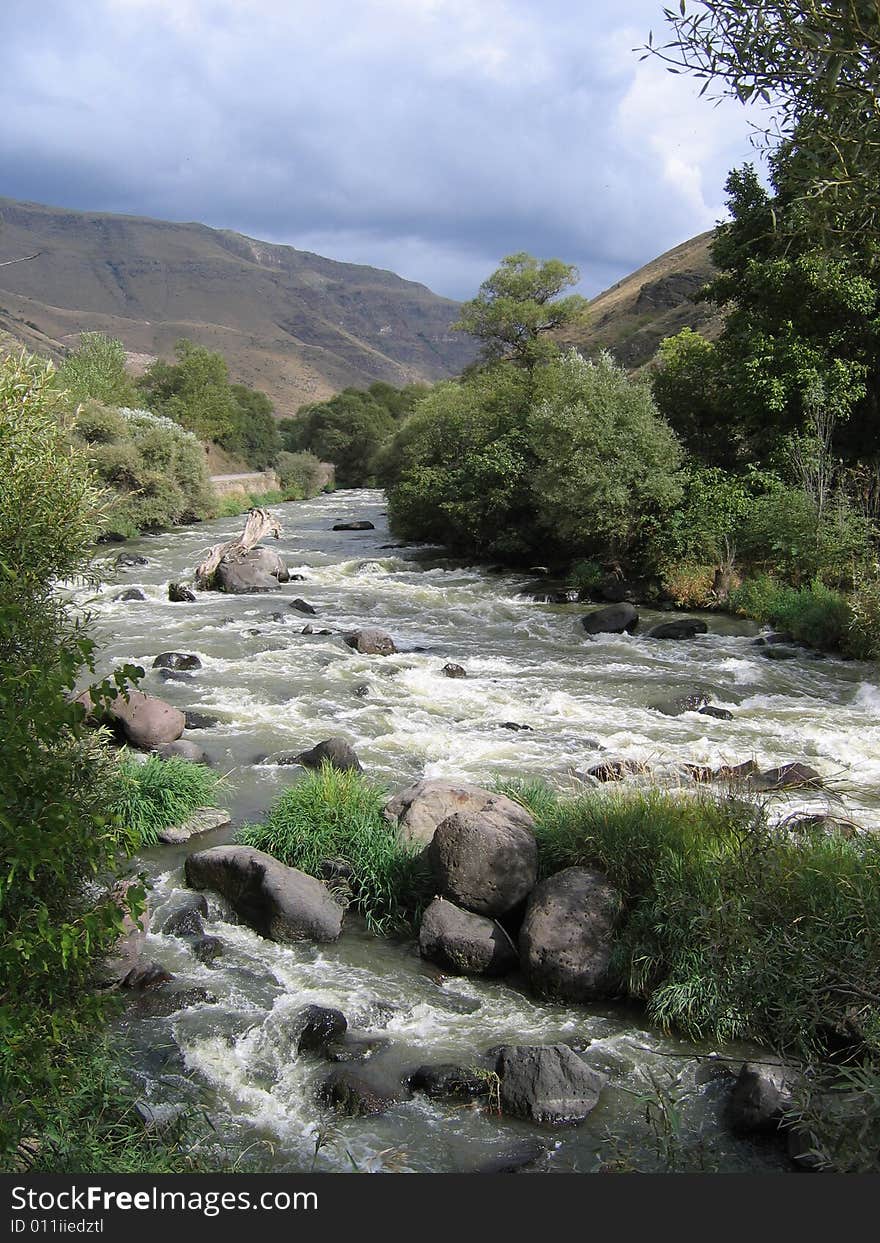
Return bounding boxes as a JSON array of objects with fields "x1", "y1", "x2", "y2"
[
  {"x1": 730, "y1": 576, "x2": 853, "y2": 651},
  {"x1": 847, "y1": 576, "x2": 880, "y2": 660},
  {"x1": 276, "y1": 450, "x2": 330, "y2": 499},
  {"x1": 238, "y1": 766, "x2": 431, "y2": 934},
  {"x1": 55, "y1": 333, "x2": 139, "y2": 408},
  {"x1": 660, "y1": 562, "x2": 719, "y2": 608},
  {"x1": 106, "y1": 756, "x2": 223, "y2": 849}
]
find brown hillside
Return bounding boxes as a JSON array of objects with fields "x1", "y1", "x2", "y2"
[
  {"x1": 561, "y1": 231, "x2": 721, "y2": 369},
  {"x1": 0, "y1": 197, "x2": 477, "y2": 411}
]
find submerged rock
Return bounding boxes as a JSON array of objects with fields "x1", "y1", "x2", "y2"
[
  {"x1": 152, "y1": 652, "x2": 202, "y2": 671},
  {"x1": 155, "y1": 739, "x2": 209, "y2": 764},
  {"x1": 317, "y1": 1064, "x2": 411, "y2": 1116},
  {"x1": 157, "y1": 807, "x2": 231, "y2": 845},
  {"x1": 116, "y1": 587, "x2": 147, "y2": 602},
  {"x1": 115, "y1": 553, "x2": 149, "y2": 568},
  {"x1": 650, "y1": 691, "x2": 711, "y2": 716},
  {"x1": 755, "y1": 763, "x2": 823, "y2": 790},
  {"x1": 344, "y1": 627, "x2": 397, "y2": 655},
  {"x1": 644, "y1": 618, "x2": 709, "y2": 640},
  {"x1": 408, "y1": 1063, "x2": 492, "y2": 1101},
  {"x1": 185, "y1": 845, "x2": 344, "y2": 943},
  {"x1": 727, "y1": 1061, "x2": 798, "y2": 1135},
  {"x1": 441, "y1": 662, "x2": 467, "y2": 678},
  {"x1": 333, "y1": 521, "x2": 375, "y2": 531}
]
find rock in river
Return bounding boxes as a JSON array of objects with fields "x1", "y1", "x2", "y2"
[
  {"x1": 291, "y1": 737, "x2": 363, "y2": 773},
  {"x1": 108, "y1": 691, "x2": 185, "y2": 750},
  {"x1": 644, "y1": 619, "x2": 708, "y2": 640},
  {"x1": 427, "y1": 809, "x2": 538, "y2": 917},
  {"x1": 419, "y1": 896, "x2": 519, "y2": 977},
  {"x1": 519, "y1": 867, "x2": 621, "y2": 1002},
  {"x1": 152, "y1": 652, "x2": 202, "y2": 671},
  {"x1": 581, "y1": 603, "x2": 639, "y2": 635},
  {"x1": 344, "y1": 627, "x2": 397, "y2": 655},
  {"x1": 495, "y1": 1044, "x2": 605, "y2": 1126}
]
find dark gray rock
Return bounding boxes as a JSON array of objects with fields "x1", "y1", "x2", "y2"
[
  {"x1": 162, "y1": 903, "x2": 206, "y2": 938},
  {"x1": 727, "y1": 1061, "x2": 798, "y2": 1135},
  {"x1": 753, "y1": 631, "x2": 795, "y2": 647},
  {"x1": 344, "y1": 627, "x2": 397, "y2": 655},
  {"x1": 499, "y1": 721, "x2": 534, "y2": 731},
  {"x1": 698, "y1": 705, "x2": 734, "y2": 721},
  {"x1": 290, "y1": 598, "x2": 317, "y2": 615},
  {"x1": 131, "y1": 986, "x2": 216, "y2": 1020},
  {"x1": 192, "y1": 935, "x2": 223, "y2": 963},
  {"x1": 157, "y1": 669, "x2": 195, "y2": 684},
  {"x1": 408, "y1": 1063, "x2": 492, "y2": 1101},
  {"x1": 519, "y1": 867, "x2": 621, "y2": 1002},
  {"x1": 290, "y1": 1004, "x2": 348, "y2": 1054},
  {"x1": 323, "y1": 1035, "x2": 391, "y2": 1063},
  {"x1": 333, "y1": 521, "x2": 375, "y2": 531},
  {"x1": 152, "y1": 652, "x2": 202, "y2": 671},
  {"x1": 353, "y1": 683, "x2": 370, "y2": 698},
  {"x1": 121, "y1": 961, "x2": 173, "y2": 991},
  {"x1": 116, "y1": 587, "x2": 147, "y2": 602},
  {"x1": 419, "y1": 897, "x2": 519, "y2": 977},
  {"x1": 761, "y1": 646, "x2": 799, "y2": 661},
  {"x1": 587, "y1": 758, "x2": 646, "y2": 782},
  {"x1": 185, "y1": 845, "x2": 344, "y2": 943},
  {"x1": 155, "y1": 739, "x2": 209, "y2": 764},
  {"x1": 428, "y1": 809, "x2": 538, "y2": 917},
  {"x1": 644, "y1": 619, "x2": 709, "y2": 640},
  {"x1": 650, "y1": 691, "x2": 711, "y2": 716},
  {"x1": 317, "y1": 1064, "x2": 411, "y2": 1116},
  {"x1": 292, "y1": 737, "x2": 363, "y2": 773},
  {"x1": 168, "y1": 582, "x2": 197, "y2": 602},
  {"x1": 581, "y1": 603, "x2": 639, "y2": 635},
  {"x1": 184, "y1": 711, "x2": 220, "y2": 730},
  {"x1": 115, "y1": 553, "x2": 149, "y2": 568},
  {"x1": 755, "y1": 763, "x2": 823, "y2": 790},
  {"x1": 441, "y1": 663, "x2": 467, "y2": 678},
  {"x1": 495, "y1": 1044, "x2": 605, "y2": 1126}
]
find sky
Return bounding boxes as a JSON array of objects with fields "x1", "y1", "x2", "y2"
[{"x1": 0, "y1": 0, "x2": 765, "y2": 300}]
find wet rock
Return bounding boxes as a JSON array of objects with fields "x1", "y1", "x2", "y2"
[
  {"x1": 184, "y1": 711, "x2": 220, "y2": 730},
  {"x1": 353, "y1": 683, "x2": 370, "y2": 698},
  {"x1": 650, "y1": 691, "x2": 711, "y2": 716},
  {"x1": 727, "y1": 1061, "x2": 798, "y2": 1135},
  {"x1": 292, "y1": 737, "x2": 363, "y2": 773},
  {"x1": 441, "y1": 663, "x2": 467, "y2": 678},
  {"x1": 185, "y1": 845, "x2": 344, "y2": 943},
  {"x1": 715, "y1": 759, "x2": 760, "y2": 781},
  {"x1": 581, "y1": 603, "x2": 638, "y2": 635},
  {"x1": 157, "y1": 807, "x2": 231, "y2": 845},
  {"x1": 157, "y1": 669, "x2": 196, "y2": 684},
  {"x1": 332, "y1": 521, "x2": 375, "y2": 531},
  {"x1": 755, "y1": 763, "x2": 823, "y2": 791},
  {"x1": 290, "y1": 1004, "x2": 348, "y2": 1054},
  {"x1": 499, "y1": 721, "x2": 533, "y2": 731},
  {"x1": 644, "y1": 618, "x2": 709, "y2": 640},
  {"x1": 753, "y1": 631, "x2": 795, "y2": 647},
  {"x1": 289, "y1": 573, "x2": 307, "y2": 582},
  {"x1": 344, "y1": 627, "x2": 397, "y2": 655},
  {"x1": 102, "y1": 879, "x2": 150, "y2": 984},
  {"x1": 474, "y1": 1141, "x2": 549, "y2": 1174},
  {"x1": 290, "y1": 598, "x2": 317, "y2": 615},
  {"x1": 385, "y1": 777, "x2": 535, "y2": 852},
  {"x1": 317, "y1": 1065, "x2": 411, "y2": 1116},
  {"x1": 116, "y1": 587, "x2": 147, "y2": 602},
  {"x1": 152, "y1": 652, "x2": 202, "y2": 672},
  {"x1": 133, "y1": 1102, "x2": 185, "y2": 1133},
  {"x1": 162, "y1": 900, "x2": 206, "y2": 938},
  {"x1": 192, "y1": 935, "x2": 223, "y2": 963},
  {"x1": 495, "y1": 1044, "x2": 605, "y2": 1126},
  {"x1": 428, "y1": 809, "x2": 538, "y2": 917},
  {"x1": 122, "y1": 961, "x2": 173, "y2": 991},
  {"x1": 131, "y1": 986, "x2": 216, "y2": 1020},
  {"x1": 115, "y1": 553, "x2": 149, "y2": 568},
  {"x1": 108, "y1": 691, "x2": 185, "y2": 750},
  {"x1": 426, "y1": 986, "x2": 482, "y2": 1016},
  {"x1": 761, "y1": 646, "x2": 799, "y2": 661},
  {"x1": 419, "y1": 897, "x2": 519, "y2": 977},
  {"x1": 301, "y1": 624, "x2": 314, "y2": 635},
  {"x1": 216, "y1": 546, "x2": 287, "y2": 594},
  {"x1": 323, "y1": 1035, "x2": 391, "y2": 1063},
  {"x1": 168, "y1": 582, "x2": 197, "y2": 603},
  {"x1": 698, "y1": 705, "x2": 734, "y2": 721},
  {"x1": 155, "y1": 739, "x2": 209, "y2": 764},
  {"x1": 586, "y1": 758, "x2": 646, "y2": 782},
  {"x1": 519, "y1": 867, "x2": 621, "y2": 1002},
  {"x1": 408, "y1": 1063, "x2": 492, "y2": 1101}
]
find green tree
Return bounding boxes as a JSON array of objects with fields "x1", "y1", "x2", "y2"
[
  {"x1": 452, "y1": 252, "x2": 589, "y2": 367},
  {"x1": 55, "y1": 333, "x2": 139, "y2": 408},
  {"x1": 221, "y1": 385, "x2": 281, "y2": 469},
  {"x1": 138, "y1": 339, "x2": 239, "y2": 442},
  {"x1": 281, "y1": 389, "x2": 396, "y2": 487}
]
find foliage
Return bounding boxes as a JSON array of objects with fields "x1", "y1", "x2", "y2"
[
  {"x1": 651, "y1": 328, "x2": 736, "y2": 465},
  {"x1": 0, "y1": 352, "x2": 141, "y2": 1156},
  {"x1": 847, "y1": 575, "x2": 880, "y2": 660},
  {"x1": 643, "y1": 1, "x2": 880, "y2": 250},
  {"x1": 275, "y1": 450, "x2": 331, "y2": 499},
  {"x1": 237, "y1": 766, "x2": 431, "y2": 934},
  {"x1": 72, "y1": 401, "x2": 216, "y2": 537},
  {"x1": 499, "y1": 779, "x2": 880, "y2": 1060},
  {"x1": 729, "y1": 575, "x2": 855, "y2": 652},
  {"x1": 106, "y1": 756, "x2": 223, "y2": 849},
  {"x1": 452, "y1": 252, "x2": 589, "y2": 367},
  {"x1": 220, "y1": 385, "x2": 281, "y2": 469},
  {"x1": 55, "y1": 333, "x2": 139, "y2": 408}
]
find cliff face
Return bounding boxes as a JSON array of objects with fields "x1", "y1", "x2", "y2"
[{"x1": 0, "y1": 197, "x2": 477, "y2": 411}]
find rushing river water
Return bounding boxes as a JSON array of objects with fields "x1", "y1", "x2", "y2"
[{"x1": 88, "y1": 489, "x2": 880, "y2": 1173}]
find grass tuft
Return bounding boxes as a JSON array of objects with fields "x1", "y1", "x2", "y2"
[{"x1": 106, "y1": 755, "x2": 223, "y2": 848}]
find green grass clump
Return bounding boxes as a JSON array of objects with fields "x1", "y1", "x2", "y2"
[
  {"x1": 107, "y1": 755, "x2": 223, "y2": 848},
  {"x1": 237, "y1": 766, "x2": 431, "y2": 934},
  {"x1": 499, "y1": 779, "x2": 880, "y2": 1060},
  {"x1": 730, "y1": 575, "x2": 853, "y2": 652}
]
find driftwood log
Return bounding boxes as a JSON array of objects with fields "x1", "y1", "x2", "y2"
[{"x1": 194, "y1": 507, "x2": 282, "y2": 589}]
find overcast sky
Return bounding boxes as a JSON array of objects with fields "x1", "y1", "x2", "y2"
[{"x1": 0, "y1": 0, "x2": 764, "y2": 299}]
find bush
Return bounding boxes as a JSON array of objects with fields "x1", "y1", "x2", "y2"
[
  {"x1": 107, "y1": 756, "x2": 223, "y2": 849},
  {"x1": 730, "y1": 576, "x2": 853, "y2": 651},
  {"x1": 660, "y1": 562, "x2": 720, "y2": 608},
  {"x1": 55, "y1": 333, "x2": 139, "y2": 408},
  {"x1": 498, "y1": 780, "x2": 880, "y2": 1060},
  {"x1": 276, "y1": 450, "x2": 330, "y2": 499},
  {"x1": 237, "y1": 766, "x2": 431, "y2": 934},
  {"x1": 847, "y1": 576, "x2": 880, "y2": 660}
]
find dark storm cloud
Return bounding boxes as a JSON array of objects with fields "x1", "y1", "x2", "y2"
[{"x1": 0, "y1": 0, "x2": 760, "y2": 298}]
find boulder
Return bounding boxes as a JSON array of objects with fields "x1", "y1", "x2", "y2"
[
  {"x1": 115, "y1": 553, "x2": 149, "y2": 568},
  {"x1": 292, "y1": 737, "x2": 363, "y2": 773},
  {"x1": 108, "y1": 691, "x2": 185, "y2": 750},
  {"x1": 323, "y1": 1035, "x2": 391, "y2": 1063},
  {"x1": 116, "y1": 588, "x2": 146, "y2": 602},
  {"x1": 317, "y1": 1064, "x2": 410, "y2": 1116},
  {"x1": 157, "y1": 806, "x2": 231, "y2": 845},
  {"x1": 519, "y1": 867, "x2": 621, "y2": 1002},
  {"x1": 157, "y1": 669, "x2": 195, "y2": 684},
  {"x1": 698, "y1": 705, "x2": 734, "y2": 721},
  {"x1": 344, "y1": 628, "x2": 397, "y2": 655},
  {"x1": 418, "y1": 897, "x2": 518, "y2": 977},
  {"x1": 650, "y1": 691, "x2": 711, "y2": 716},
  {"x1": 192, "y1": 935, "x2": 223, "y2": 963},
  {"x1": 184, "y1": 845, "x2": 344, "y2": 943},
  {"x1": 644, "y1": 619, "x2": 709, "y2": 640},
  {"x1": 441, "y1": 663, "x2": 467, "y2": 678},
  {"x1": 168, "y1": 582, "x2": 197, "y2": 602},
  {"x1": 755, "y1": 763, "x2": 823, "y2": 791},
  {"x1": 727, "y1": 1061, "x2": 798, "y2": 1135},
  {"x1": 162, "y1": 898, "x2": 206, "y2": 939},
  {"x1": 753, "y1": 631, "x2": 795, "y2": 647},
  {"x1": 495, "y1": 1044, "x2": 605, "y2": 1126},
  {"x1": 152, "y1": 652, "x2": 202, "y2": 672},
  {"x1": 122, "y1": 961, "x2": 173, "y2": 991},
  {"x1": 216, "y1": 547, "x2": 288, "y2": 594},
  {"x1": 408, "y1": 1063, "x2": 492, "y2": 1101},
  {"x1": 581, "y1": 603, "x2": 639, "y2": 635},
  {"x1": 385, "y1": 777, "x2": 535, "y2": 852},
  {"x1": 155, "y1": 740, "x2": 209, "y2": 764},
  {"x1": 332, "y1": 521, "x2": 375, "y2": 531},
  {"x1": 427, "y1": 809, "x2": 538, "y2": 917},
  {"x1": 290, "y1": 598, "x2": 317, "y2": 615},
  {"x1": 183, "y1": 711, "x2": 220, "y2": 730},
  {"x1": 289, "y1": 1004, "x2": 348, "y2": 1054},
  {"x1": 586, "y1": 758, "x2": 646, "y2": 782}
]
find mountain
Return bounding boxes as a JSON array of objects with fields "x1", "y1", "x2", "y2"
[
  {"x1": 0, "y1": 197, "x2": 476, "y2": 410},
  {"x1": 562, "y1": 231, "x2": 720, "y2": 369}
]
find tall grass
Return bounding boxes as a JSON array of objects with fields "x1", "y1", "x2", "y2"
[
  {"x1": 237, "y1": 766, "x2": 431, "y2": 934},
  {"x1": 729, "y1": 575, "x2": 853, "y2": 652},
  {"x1": 107, "y1": 755, "x2": 223, "y2": 848},
  {"x1": 498, "y1": 779, "x2": 880, "y2": 1060}
]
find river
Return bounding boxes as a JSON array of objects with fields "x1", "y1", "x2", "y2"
[{"x1": 87, "y1": 489, "x2": 880, "y2": 1173}]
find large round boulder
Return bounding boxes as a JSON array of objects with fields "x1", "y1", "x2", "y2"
[
  {"x1": 519, "y1": 867, "x2": 621, "y2": 1001},
  {"x1": 216, "y1": 546, "x2": 288, "y2": 594},
  {"x1": 384, "y1": 777, "x2": 535, "y2": 852},
  {"x1": 344, "y1": 627, "x2": 397, "y2": 655},
  {"x1": 427, "y1": 810, "x2": 538, "y2": 917},
  {"x1": 184, "y1": 845, "x2": 344, "y2": 943},
  {"x1": 495, "y1": 1044, "x2": 605, "y2": 1126},
  {"x1": 418, "y1": 896, "x2": 518, "y2": 977},
  {"x1": 292, "y1": 737, "x2": 363, "y2": 773},
  {"x1": 108, "y1": 691, "x2": 185, "y2": 750},
  {"x1": 581, "y1": 603, "x2": 639, "y2": 635}
]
